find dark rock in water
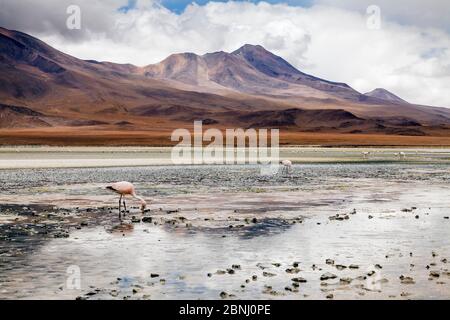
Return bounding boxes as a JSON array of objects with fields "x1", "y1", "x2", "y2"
[
  {"x1": 340, "y1": 277, "x2": 352, "y2": 285},
  {"x1": 326, "y1": 294, "x2": 334, "y2": 299},
  {"x1": 286, "y1": 267, "x2": 300, "y2": 274},
  {"x1": 292, "y1": 277, "x2": 307, "y2": 283},
  {"x1": 375, "y1": 264, "x2": 383, "y2": 269},
  {"x1": 142, "y1": 216, "x2": 153, "y2": 223},
  {"x1": 263, "y1": 271, "x2": 276, "y2": 277},
  {"x1": 227, "y1": 269, "x2": 235, "y2": 274},
  {"x1": 252, "y1": 275, "x2": 257, "y2": 281},
  {"x1": 429, "y1": 271, "x2": 440, "y2": 278},
  {"x1": 131, "y1": 216, "x2": 141, "y2": 223},
  {"x1": 220, "y1": 291, "x2": 228, "y2": 299},
  {"x1": 399, "y1": 275, "x2": 415, "y2": 284},
  {"x1": 320, "y1": 272, "x2": 337, "y2": 281},
  {"x1": 368, "y1": 215, "x2": 373, "y2": 219},
  {"x1": 232, "y1": 264, "x2": 241, "y2": 270},
  {"x1": 207, "y1": 273, "x2": 212, "y2": 277},
  {"x1": 272, "y1": 263, "x2": 281, "y2": 267},
  {"x1": 326, "y1": 259, "x2": 335, "y2": 265},
  {"x1": 335, "y1": 264, "x2": 347, "y2": 270},
  {"x1": 293, "y1": 262, "x2": 299, "y2": 267},
  {"x1": 252, "y1": 218, "x2": 258, "y2": 223},
  {"x1": 415, "y1": 215, "x2": 419, "y2": 219},
  {"x1": 150, "y1": 273, "x2": 159, "y2": 278}
]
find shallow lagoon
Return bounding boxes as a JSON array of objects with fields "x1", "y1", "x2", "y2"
[{"x1": 0, "y1": 149, "x2": 450, "y2": 299}]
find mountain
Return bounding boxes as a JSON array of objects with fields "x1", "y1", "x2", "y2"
[
  {"x1": 364, "y1": 88, "x2": 408, "y2": 104},
  {"x1": 1, "y1": 26, "x2": 450, "y2": 145}
]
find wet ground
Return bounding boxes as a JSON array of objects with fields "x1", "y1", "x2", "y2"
[{"x1": 1, "y1": 160, "x2": 450, "y2": 299}]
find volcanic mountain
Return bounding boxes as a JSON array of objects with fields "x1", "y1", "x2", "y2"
[{"x1": 1, "y1": 26, "x2": 450, "y2": 145}]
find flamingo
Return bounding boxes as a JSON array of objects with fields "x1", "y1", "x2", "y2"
[
  {"x1": 279, "y1": 159, "x2": 292, "y2": 174},
  {"x1": 362, "y1": 151, "x2": 370, "y2": 159},
  {"x1": 106, "y1": 181, "x2": 147, "y2": 219},
  {"x1": 397, "y1": 152, "x2": 406, "y2": 160}
]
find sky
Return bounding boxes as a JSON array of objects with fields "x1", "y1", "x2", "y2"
[{"x1": 0, "y1": 0, "x2": 449, "y2": 107}]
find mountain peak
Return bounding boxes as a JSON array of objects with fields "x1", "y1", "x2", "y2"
[
  {"x1": 233, "y1": 44, "x2": 268, "y2": 54},
  {"x1": 365, "y1": 88, "x2": 408, "y2": 104}
]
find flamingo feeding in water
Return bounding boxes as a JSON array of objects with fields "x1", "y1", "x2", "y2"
[
  {"x1": 280, "y1": 159, "x2": 292, "y2": 174},
  {"x1": 106, "y1": 181, "x2": 147, "y2": 219}
]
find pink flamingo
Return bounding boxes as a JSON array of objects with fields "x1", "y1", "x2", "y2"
[{"x1": 106, "y1": 181, "x2": 147, "y2": 219}]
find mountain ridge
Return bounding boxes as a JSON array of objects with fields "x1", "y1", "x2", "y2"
[{"x1": 1, "y1": 26, "x2": 450, "y2": 145}]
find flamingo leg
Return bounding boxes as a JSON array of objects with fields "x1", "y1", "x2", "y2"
[
  {"x1": 119, "y1": 194, "x2": 122, "y2": 219},
  {"x1": 123, "y1": 199, "x2": 127, "y2": 215}
]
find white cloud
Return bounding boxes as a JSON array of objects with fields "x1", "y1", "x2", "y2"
[{"x1": 0, "y1": 0, "x2": 449, "y2": 107}]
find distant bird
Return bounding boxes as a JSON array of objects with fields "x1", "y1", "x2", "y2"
[
  {"x1": 397, "y1": 152, "x2": 406, "y2": 160},
  {"x1": 280, "y1": 159, "x2": 292, "y2": 174},
  {"x1": 362, "y1": 151, "x2": 370, "y2": 159},
  {"x1": 106, "y1": 181, "x2": 147, "y2": 219}
]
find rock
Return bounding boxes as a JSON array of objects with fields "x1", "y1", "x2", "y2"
[
  {"x1": 292, "y1": 262, "x2": 299, "y2": 267},
  {"x1": 263, "y1": 271, "x2": 276, "y2": 277},
  {"x1": 399, "y1": 275, "x2": 415, "y2": 284},
  {"x1": 326, "y1": 294, "x2": 334, "y2": 299},
  {"x1": 367, "y1": 270, "x2": 376, "y2": 276},
  {"x1": 231, "y1": 264, "x2": 241, "y2": 270},
  {"x1": 207, "y1": 273, "x2": 212, "y2": 277},
  {"x1": 150, "y1": 273, "x2": 160, "y2": 278},
  {"x1": 432, "y1": 251, "x2": 438, "y2": 257},
  {"x1": 216, "y1": 270, "x2": 226, "y2": 275},
  {"x1": 429, "y1": 271, "x2": 440, "y2": 278},
  {"x1": 142, "y1": 216, "x2": 153, "y2": 223},
  {"x1": 131, "y1": 216, "x2": 141, "y2": 223},
  {"x1": 320, "y1": 272, "x2": 337, "y2": 281},
  {"x1": 340, "y1": 277, "x2": 353, "y2": 285},
  {"x1": 292, "y1": 277, "x2": 307, "y2": 283},
  {"x1": 220, "y1": 291, "x2": 228, "y2": 299},
  {"x1": 326, "y1": 259, "x2": 335, "y2": 265},
  {"x1": 286, "y1": 267, "x2": 300, "y2": 274},
  {"x1": 349, "y1": 264, "x2": 359, "y2": 269},
  {"x1": 335, "y1": 264, "x2": 347, "y2": 270},
  {"x1": 227, "y1": 269, "x2": 235, "y2": 275},
  {"x1": 415, "y1": 215, "x2": 419, "y2": 219},
  {"x1": 272, "y1": 263, "x2": 281, "y2": 267},
  {"x1": 375, "y1": 264, "x2": 383, "y2": 269},
  {"x1": 368, "y1": 215, "x2": 373, "y2": 219},
  {"x1": 252, "y1": 275, "x2": 257, "y2": 281}
]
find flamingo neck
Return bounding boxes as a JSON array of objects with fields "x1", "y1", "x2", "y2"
[{"x1": 132, "y1": 193, "x2": 147, "y2": 206}]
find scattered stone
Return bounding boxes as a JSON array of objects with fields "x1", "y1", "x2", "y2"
[
  {"x1": 286, "y1": 267, "x2": 300, "y2": 274},
  {"x1": 142, "y1": 216, "x2": 153, "y2": 223},
  {"x1": 320, "y1": 272, "x2": 337, "y2": 281},
  {"x1": 375, "y1": 264, "x2": 383, "y2": 269},
  {"x1": 263, "y1": 271, "x2": 276, "y2": 277},
  {"x1": 326, "y1": 259, "x2": 335, "y2": 265},
  {"x1": 220, "y1": 291, "x2": 228, "y2": 299},
  {"x1": 272, "y1": 263, "x2": 281, "y2": 267},
  {"x1": 349, "y1": 264, "x2": 359, "y2": 269},
  {"x1": 335, "y1": 264, "x2": 347, "y2": 270},
  {"x1": 340, "y1": 277, "x2": 353, "y2": 285},
  {"x1": 399, "y1": 275, "x2": 415, "y2": 284},
  {"x1": 150, "y1": 273, "x2": 159, "y2": 278},
  {"x1": 429, "y1": 271, "x2": 440, "y2": 278},
  {"x1": 326, "y1": 294, "x2": 334, "y2": 299},
  {"x1": 231, "y1": 264, "x2": 241, "y2": 270},
  {"x1": 292, "y1": 277, "x2": 307, "y2": 283}
]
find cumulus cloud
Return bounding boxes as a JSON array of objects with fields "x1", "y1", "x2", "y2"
[{"x1": 0, "y1": 0, "x2": 449, "y2": 107}]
